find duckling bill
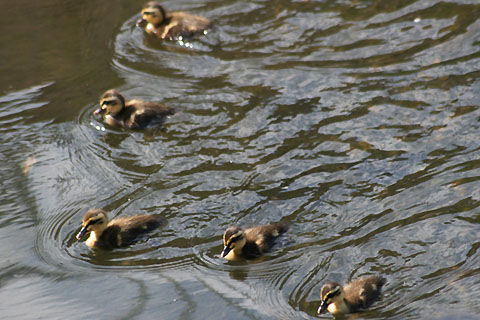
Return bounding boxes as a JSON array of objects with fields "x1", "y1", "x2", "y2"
[
  {"x1": 221, "y1": 222, "x2": 289, "y2": 261},
  {"x1": 318, "y1": 275, "x2": 386, "y2": 315},
  {"x1": 136, "y1": 1, "x2": 212, "y2": 40},
  {"x1": 76, "y1": 208, "x2": 164, "y2": 249},
  {"x1": 93, "y1": 89, "x2": 175, "y2": 130}
]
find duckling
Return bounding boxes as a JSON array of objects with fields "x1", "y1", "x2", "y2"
[
  {"x1": 136, "y1": 2, "x2": 212, "y2": 40},
  {"x1": 93, "y1": 89, "x2": 175, "y2": 130},
  {"x1": 318, "y1": 275, "x2": 386, "y2": 315},
  {"x1": 76, "y1": 208, "x2": 164, "y2": 249},
  {"x1": 221, "y1": 222, "x2": 289, "y2": 261}
]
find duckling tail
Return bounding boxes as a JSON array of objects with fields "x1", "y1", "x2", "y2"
[{"x1": 275, "y1": 222, "x2": 290, "y2": 235}]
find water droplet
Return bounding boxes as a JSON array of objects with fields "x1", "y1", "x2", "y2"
[{"x1": 414, "y1": 17, "x2": 421, "y2": 23}]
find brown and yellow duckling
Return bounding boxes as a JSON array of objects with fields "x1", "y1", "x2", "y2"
[
  {"x1": 221, "y1": 222, "x2": 289, "y2": 261},
  {"x1": 136, "y1": 1, "x2": 212, "y2": 40},
  {"x1": 93, "y1": 89, "x2": 175, "y2": 130},
  {"x1": 76, "y1": 208, "x2": 164, "y2": 249},
  {"x1": 318, "y1": 275, "x2": 386, "y2": 316}
]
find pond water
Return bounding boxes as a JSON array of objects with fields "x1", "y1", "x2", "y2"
[{"x1": 1, "y1": 0, "x2": 480, "y2": 319}]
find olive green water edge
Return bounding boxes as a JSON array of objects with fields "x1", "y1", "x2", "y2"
[{"x1": 1, "y1": 0, "x2": 480, "y2": 319}]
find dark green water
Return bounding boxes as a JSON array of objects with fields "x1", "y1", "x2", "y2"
[{"x1": 1, "y1": 0, "x2": 480, "y2": 319}]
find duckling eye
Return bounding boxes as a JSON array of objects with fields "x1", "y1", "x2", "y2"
[
  {"x1": 87, "y1": 218, "x2": 103, "y2": 226},
  {"x1": 144, "y1": 11, "x2": 156, "y2": 17},
  {"x1": 230, "y1": 234, "x2": 243, "y2": 243},
  {"x1": 325, "y1": 289, "x2": 340, "y2": 301}
]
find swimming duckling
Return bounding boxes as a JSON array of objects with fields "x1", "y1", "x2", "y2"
[
  {"x1": 136, "y1": 2, "x2": 212, "y2": 40},
  {"x1": 221, "y1": 222, "x2": 289, "y2": 261},
  {"x1": 76, "y1": 208, "x2": 164, "y2": 249},
  {"x1": 93, "y1": 89, "x2": 175, "y2": 130},
  {"x1": 318, "y1": 275, "x2": 386, "y2": 315}
]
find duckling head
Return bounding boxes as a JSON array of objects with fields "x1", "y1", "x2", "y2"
[
  {"x1": 136, "y1": 2, "x2": 167, "y2": 27},
  {"x1": 76, "y1": 209, "x2": 109, "y2": 240},
  {"x1": 94, "y1": 89, "x2": 125, "y2": 116},
  {"x1": 221, "y1": 226, "x2": 246, "y2": 259},
  {"x1": 318, "y1": 282, "x2": 344, "y2": 314}
]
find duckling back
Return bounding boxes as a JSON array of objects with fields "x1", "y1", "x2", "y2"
[
  {"x1": 245, "y1": 221, "x2": 290, "y2": 253},
  {"x1": 344, "y1": 275, "x2": 386, "y2": 311},
  {"x1": 165, "y1": 12, "x2": 212, "y2": 40},
  {"x1": 96, "y1": 215, "x2": 164, "y2": 249},
  {"x1": 124, "y1": 100, "x2": 175, "y2": 129}
]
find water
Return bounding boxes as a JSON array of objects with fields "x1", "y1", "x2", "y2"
[{"x1": 1, "y1": 0, "x2": 480, "y2": 319}]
